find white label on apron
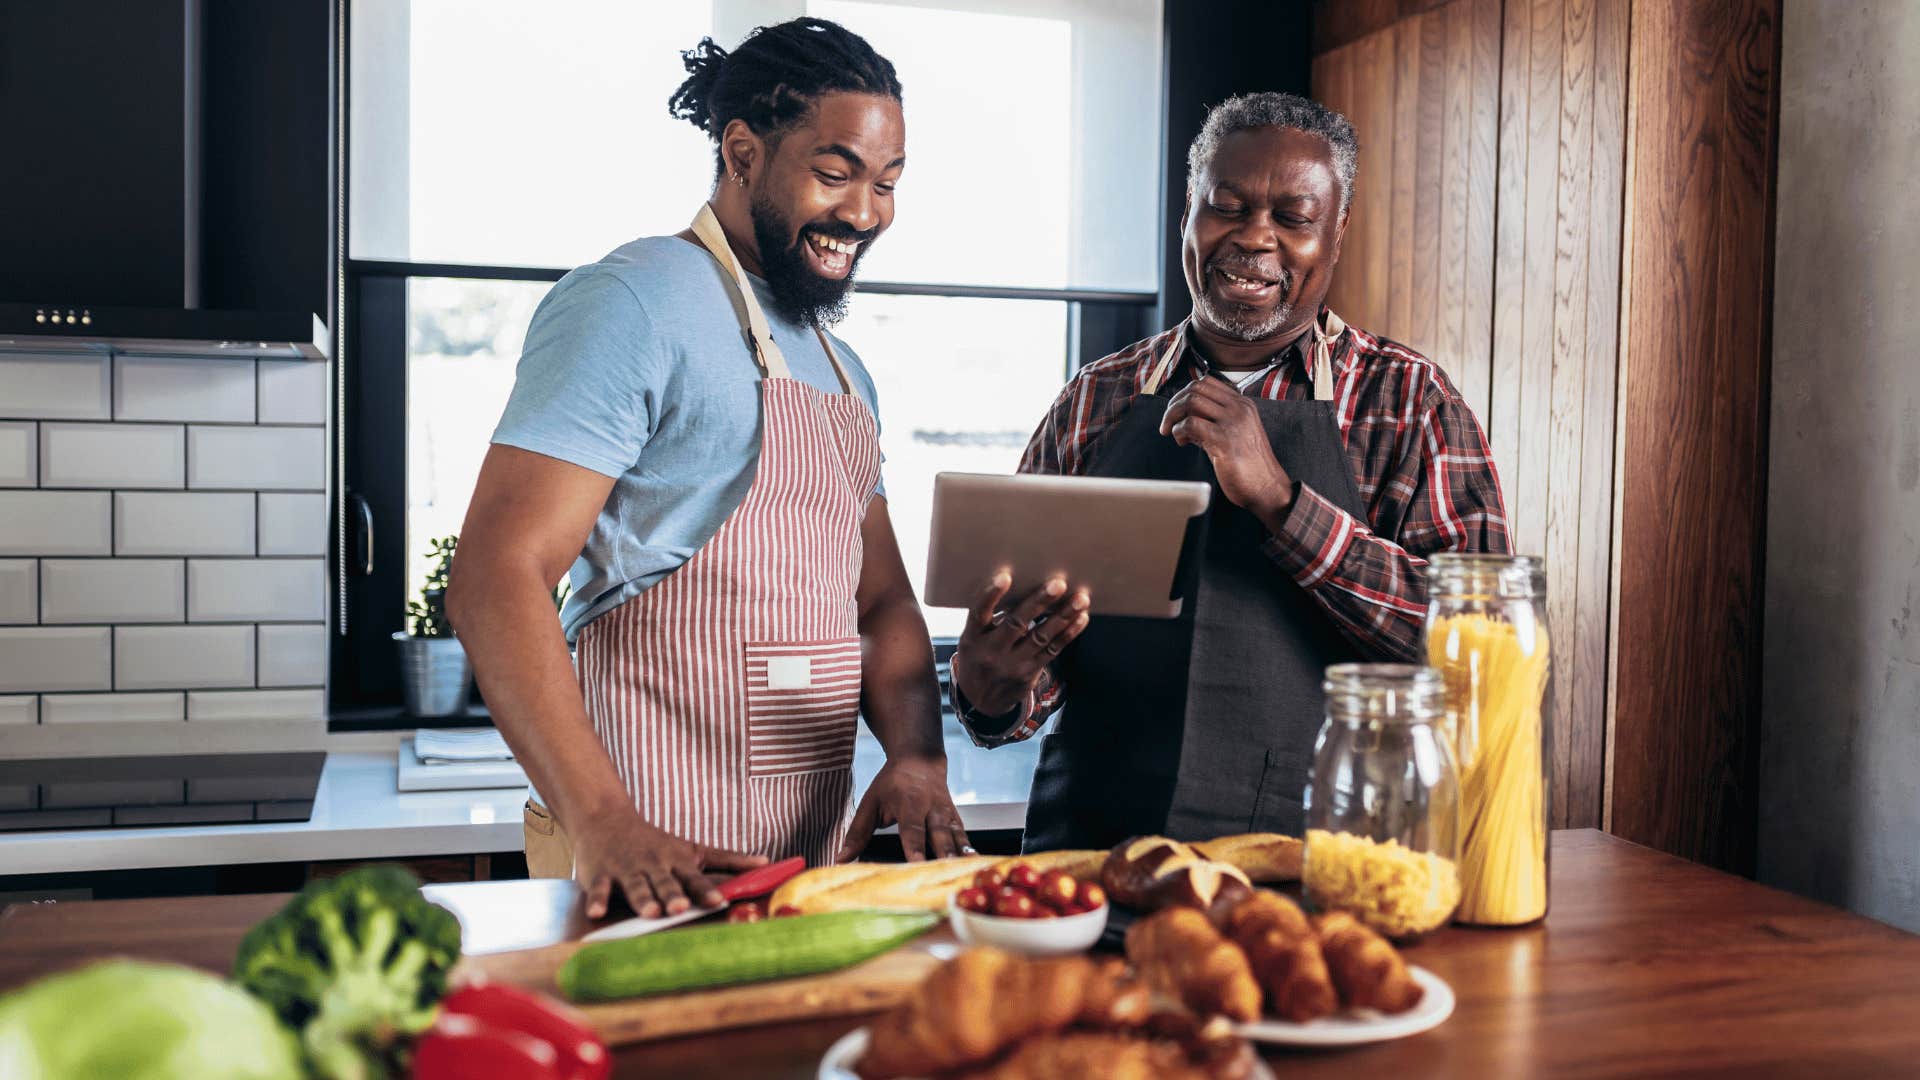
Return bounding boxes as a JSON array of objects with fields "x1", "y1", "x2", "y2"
[{"x1": 765, "y1": 655, "x2": 814, "y2": 691}]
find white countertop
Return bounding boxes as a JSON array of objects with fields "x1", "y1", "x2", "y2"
[
  {"x1": 0, "y1": 742, "x2": 1035, "y2": 877},
  {"x1": 0, "y1": 752, "x2": 527, "y2": 877}
]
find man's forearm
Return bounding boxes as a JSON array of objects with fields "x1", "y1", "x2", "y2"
[
  {"x1": 858, "y1": 594, "x2": 946, "y2": 762},
  {"x1": 449, "y1": 564, "x2": 631, "y2": 830}
]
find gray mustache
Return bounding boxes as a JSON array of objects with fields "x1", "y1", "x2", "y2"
[{"x1": 1209, "y1": 260, "x2": 1290, "y2": 290}]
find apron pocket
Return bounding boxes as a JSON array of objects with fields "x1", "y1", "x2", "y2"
[
  {"x1": 743, "y1": 638, "x2": 862, "y2": 778},
  {"x1": 1250, "y1": 746, "x2": 1311, "y2": 835}
]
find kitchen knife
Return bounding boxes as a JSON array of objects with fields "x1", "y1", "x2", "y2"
[{"x1": 579, "y1": 855, "x2": 806, "y2": 943}]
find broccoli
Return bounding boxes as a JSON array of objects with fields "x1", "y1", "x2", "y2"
[{"x1": 233, "y1": 865, "x2": 463, "y2": 1080}]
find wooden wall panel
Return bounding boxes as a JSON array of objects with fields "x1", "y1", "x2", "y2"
[
  {"x1": 1609, "y1": 0, "x2": 1780, "y2": 872},
  {"x1": 1316, "y1": 0, "x2": 1626, "y2": 830}
]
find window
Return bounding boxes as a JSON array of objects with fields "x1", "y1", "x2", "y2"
[{"x1": 337, "y1": 0, "x2": 1163, "y2": 727}]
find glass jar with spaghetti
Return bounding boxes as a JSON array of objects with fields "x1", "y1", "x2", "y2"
[
  {"x1": 1302, "y1": 664, "x2": 1461, "y2": 942},
  {"x1": 1424, "y1": 553, "x2": 1552, "y2": 927}
]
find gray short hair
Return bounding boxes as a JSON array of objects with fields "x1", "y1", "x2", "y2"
[{"x1": 1186, "y1": 93, "x2": 1359, "y2": 213}]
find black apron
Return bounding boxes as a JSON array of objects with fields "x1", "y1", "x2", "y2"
[{"x1": 1022, "y1": 320, "x2": 1371, "y2": 851}]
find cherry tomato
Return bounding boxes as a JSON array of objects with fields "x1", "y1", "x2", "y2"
[
  {"x1": 1006, "y1": 863, "x2": 1041, "y2": 891},
  {"x1": 727, "y1": 901, "x2": 766, "y2": 924},
  {"x1": 954, "y1": 886, "x2": 992, "y2": 913},
  {"x1": 1077, "y1": 881, "x2": 1108, "y2": 910},
  {"x1": 1036, "y1": 870, "x2": 1080, "y2": 910},
  {"x1": 973, "y1": 866, "x2": 1007, "y2": 892},
  {"x1": 993, "y1": 889, "x2": 1039, "y2": 919}
]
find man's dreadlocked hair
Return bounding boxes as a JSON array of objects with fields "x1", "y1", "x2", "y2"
[{"x1": 669, "y1": 18, "x2": 903, "y2": 179}]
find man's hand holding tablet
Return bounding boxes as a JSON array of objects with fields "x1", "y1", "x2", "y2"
[{"x1": 950, "y1": 570, "x2": 1093, "y2": 718}]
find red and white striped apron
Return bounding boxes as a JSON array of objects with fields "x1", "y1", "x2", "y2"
[{"x1": 574, "y1": 205, "x2": 882, "y2": 866}]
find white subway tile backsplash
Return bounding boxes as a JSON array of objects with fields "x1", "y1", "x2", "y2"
[
  {"x1": 114, "y1": 355, "x2": 256, "y2": 422},
  {"x1": 116, "y1": 492, "x2": 255, "y2": 555},
  {"x1": 187, "y1": 688, "x2": 325, "y2": 722},
  {"x1": 41, "y1": 559, "x2": 185, "y2": 624},
  {"x1": 41, "y1": 692, "x2": 184, "y2": 723},
  {"x1": 0, "y1": 696, "x2": 35, "y2": 724},
  {"x1": 0, "y1": 352, "x2": 111, "y2": 420},
  {"x1": 257, "y1": 361, "x2": 328, "y2": 424},
  {"x1": 39, "y1": 422, "x2": 185, "y2": 488},
  {"x1": 0, "y1": 560, "x2": 35, "y2": 624},
  {"x1": 0, "y1": 491, "x2": 112, "y2": 555},
  {"x1": 187, "y1": 426, "x2": 324, "y2": 490},
  {"x1": 115, "y1": 625, "x2": 254, "y2": 690},
  {"x1": 0, "y1": 627, "x2": 112, "y2": 692},
  {"x1": 188, "y1": 560, "x2": 325, "y2": 622},
  {"x1": 258, "y1": 493, "x2": 327, "y2": 556},
  {"x1": 0, "y1": 422, "x2": 35, "y2": 486},
  {"x1": 258, "y1": 624, "x2": 327, "y2": 687}
]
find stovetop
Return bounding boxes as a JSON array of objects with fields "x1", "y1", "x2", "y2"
[{"x1": 0, "y1": 752, "x2": 326, "y2": 832}]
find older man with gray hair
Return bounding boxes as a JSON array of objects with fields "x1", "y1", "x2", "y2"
[{"x1": 948, "y1": 92, "x2": 1512, "y2": 851}]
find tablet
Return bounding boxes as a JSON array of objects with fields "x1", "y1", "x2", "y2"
[{"x1": 923, "y1": 472, "x2": 1212, "y2": 620}]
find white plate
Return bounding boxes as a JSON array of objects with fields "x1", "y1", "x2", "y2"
[
  {"x1": 1234, "y1": 965, "x2": 1454, "y2": 1047},
  {"x1": 818, "y1": 1026, "x2": 1279, "y2": 1080}
]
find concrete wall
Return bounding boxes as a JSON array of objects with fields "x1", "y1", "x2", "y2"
[{"x1": 1760, "y1": 2, "x2": 1920, "y2": 933}]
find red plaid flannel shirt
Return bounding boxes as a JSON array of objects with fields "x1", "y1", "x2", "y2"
[{"x1": 956, "y1": 315, "x2": 1511, "y2": 747}]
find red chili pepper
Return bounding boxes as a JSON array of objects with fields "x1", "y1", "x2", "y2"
[
  {"x1": 412, "y1": 1013, "x2": 562, "y2": 1080},
  {"x1": 429, "y1": 984, "x2": 611, "y2": 1080}
]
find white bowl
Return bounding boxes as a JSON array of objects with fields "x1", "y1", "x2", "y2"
[{"x1": 946, "y1": 893, "x2": 1109, "y2": 956}]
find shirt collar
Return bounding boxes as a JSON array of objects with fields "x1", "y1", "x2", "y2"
[{"x1": 1175, "y1": 316, "x2": 1320, "y2": 384}]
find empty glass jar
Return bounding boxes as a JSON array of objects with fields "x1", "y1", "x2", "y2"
[{"x1": 1302, "y1": 663, "x2": 1461, "y2": 941}]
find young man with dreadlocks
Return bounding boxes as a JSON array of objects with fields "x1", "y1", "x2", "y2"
[
  {"x1": 951, "y1": 93, "x2": 1511, "y2": 851},
  {"x1": 448, "y1": 18, "x2": 970, "y2": 921}
]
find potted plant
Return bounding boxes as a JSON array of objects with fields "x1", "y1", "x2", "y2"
[{"x1": 393, "y1": 535, "x2": 472, "y2": 717}]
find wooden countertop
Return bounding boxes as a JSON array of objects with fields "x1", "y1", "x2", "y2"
[{"x1": 4, "y1": 830, "x2": 1918, "y2": 1076}]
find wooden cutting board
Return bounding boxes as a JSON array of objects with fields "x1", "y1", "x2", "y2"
[{"x1": 459, "y1": 929, "x2": 955, "y2": 1045}]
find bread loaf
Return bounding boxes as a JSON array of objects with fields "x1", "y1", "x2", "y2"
[
  {"x1": 1193, "y1": 833, "x2": 1304, "y2": 884},
  {"x1": 1100, "y1": 836, "x2": 1253, "y2": 918},
  {"x1": 770, "y1": 856, "x2": 995, "y2": 915}
]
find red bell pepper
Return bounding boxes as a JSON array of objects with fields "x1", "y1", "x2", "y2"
[
  {"x1": 413, "y1": 984, "x2": 611, "y2": 1080},
  {"x1": 411, "y1": 1013, "x2": 561, "y2": 1080}
]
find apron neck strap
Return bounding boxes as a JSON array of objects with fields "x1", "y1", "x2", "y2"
[
  {"x1": 1142, "y1": 323, "x2": 1188, "y2": 396},
  {"x1": 1309, "y1": 309, "x2": 1346, "y2": 403},
  {"x1": 1145, "y1": 311, "x2": 1347, "y2": 401},
  {"x1": 689, "y1": 202, "x2": 858, "y2": 393}
]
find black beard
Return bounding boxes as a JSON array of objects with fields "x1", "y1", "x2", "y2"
[{"x1": 748, "y1": 194, "x2": 870, "y2": 327}]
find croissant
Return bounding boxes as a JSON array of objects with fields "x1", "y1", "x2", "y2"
[
  {"x1": 1214, "y1": 890, "x2": 1336, "y2": 1021},
  {"x1": 1221, "y1": 888, "x2": 1312, "y2": 941},
  {"x1": 1314, "y1": 910, "x2": 1424, "y2": 1014},
  {"x1": 858, "y1": 949, "x2": 1149, "y2": 1079},
  {"x1": 944, "y1": 1030, "x2": 1242, "y2": 1080},
  {"x1": 1125, "y1": 907, "x2": 1263, "y2": 1022}
]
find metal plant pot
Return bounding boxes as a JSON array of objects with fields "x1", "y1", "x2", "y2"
[{"x1": 393, "y1": 632, "x2": 472, "y2": 717}]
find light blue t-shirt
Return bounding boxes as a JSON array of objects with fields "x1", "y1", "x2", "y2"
[{"x1": 491, "y1": 234, "x2": 884, "y2": 641}]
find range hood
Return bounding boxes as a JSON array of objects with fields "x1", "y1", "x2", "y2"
[
  {"x1": 0, "y1": 306, "x2": 330, "y2": 361},
  {"x1": 0, "y1": 0, "x2": 335, "y2": 360}
]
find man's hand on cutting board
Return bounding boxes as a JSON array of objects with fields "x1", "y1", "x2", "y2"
[{"x1": 570, "y1": 804, "x2": 768, "y2": 919}]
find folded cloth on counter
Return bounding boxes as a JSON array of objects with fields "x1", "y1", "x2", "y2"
[{"x1": 412, "y1": 728, "x2": 514, "y2": 764}]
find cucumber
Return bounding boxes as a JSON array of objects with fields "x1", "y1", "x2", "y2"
[{"x1": 557, "y1": 909, "x2": 940, "y2": 1003}]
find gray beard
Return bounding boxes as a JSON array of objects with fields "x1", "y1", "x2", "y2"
[{"x1": 1194, "y1": 291, "x2": 1295, "y2": 342}]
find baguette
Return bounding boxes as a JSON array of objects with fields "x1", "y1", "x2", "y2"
[
  {"x1": 770, "y1": 856, "x2": 996, "y2": 915},
  {"x1": 1193, "y1": 833, "x2": 1304, "y2": 884}
]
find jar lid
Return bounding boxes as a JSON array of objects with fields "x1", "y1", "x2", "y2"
[
  {"x1": 1427, "y1": 552, "x2": 1545, "y2": 598},
  {"x1": 1322, "y1": 663, "x2": 1445, "y2": 722}
]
